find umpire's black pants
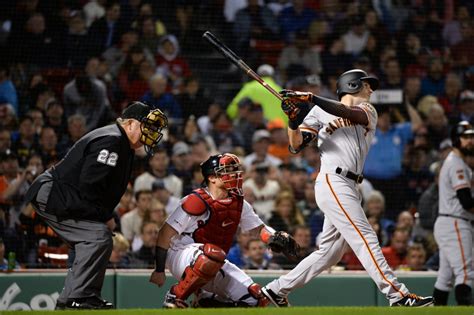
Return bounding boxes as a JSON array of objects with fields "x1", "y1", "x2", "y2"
[{"x1": 33, "y1": 181, "x2": 113, "y2": 303}]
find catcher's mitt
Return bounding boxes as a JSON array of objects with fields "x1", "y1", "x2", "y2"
[{"x1": 268, "y1": 231, "x2": 300, "y2": 261}]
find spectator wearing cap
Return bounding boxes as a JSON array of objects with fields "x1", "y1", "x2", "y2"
[
  {"x1": 450, "y1": 90, "x2": 474, "y2": 125},
  {"x1": 151, "y1": 179, "x2": 180, "y2": 216},
  {"x1": 169, "y1": 141, "x2": 194, "y2": 194},
  {"x1": 243, "y1": 129, "x2": 282, "y2": 170},
  {"x1": 278, "y1": 30, "x2": 322, "y2": 82},
  {"x1": 44, "y1": 99, "x2": 67, "y2": 140},
  {"x1": 11, "y1": 116, "x2": 39, "y2": 167},
  {"x1": 133, "y1": 147, "x2": 183, "y2": 198},
  {"x1": 267, "y1": 119, "x2": 290, "y2": 163},
  {"x1": 176, "y1": 76, "x2": 213, "y2": 121},
  {"x1": 227, "y1": 64, "x2": 285, "y2": 125},
  {"x1": 278, "y1": 0, "x2": 317, "y2": 43}
]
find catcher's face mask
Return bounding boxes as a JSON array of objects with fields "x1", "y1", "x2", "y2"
[
  {"x1": 215, "y1": 153, "x2": 244, "y2": 196},
  {"x1": 140, "y1": 109, "x2": 168, "y2": 155}
]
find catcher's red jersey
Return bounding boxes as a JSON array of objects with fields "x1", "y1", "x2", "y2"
[{"x1": 184, "y1": 188, "x2": 243, "y2": 253}]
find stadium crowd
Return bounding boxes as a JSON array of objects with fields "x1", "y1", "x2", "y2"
[{"x1": 0, "y1": 0, "x2": 473, "y2": 271}]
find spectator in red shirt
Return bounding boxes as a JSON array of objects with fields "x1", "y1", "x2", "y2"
[
  {"x1": 382, "y1": 228, "x2": 409, "y2": 269},
  {"x1": 155, "y1": 35, "x2": 191, "y2": 92}
]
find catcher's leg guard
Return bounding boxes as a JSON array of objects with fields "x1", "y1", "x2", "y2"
[
  {"x1": 173, "y1": 244, "x2": 226, "y2": 301},
  {"x1": 248, "y1": 283, "x2": 270, "y2": 307}
]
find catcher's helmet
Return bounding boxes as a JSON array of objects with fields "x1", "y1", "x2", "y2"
[
  {"x1": 451, "y1": 120, "x2": 474, "y2": 148},
  {"x1": 336, "y1": 69, "x2": 379, "y2": 100},
  {"x1": 200, "y1": 153, "x2": 244, "y2": 195},
  {"x1": 122, "y1": 101, "x2": 168, "y2": 154}
]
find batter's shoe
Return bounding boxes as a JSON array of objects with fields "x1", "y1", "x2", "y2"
[
  {"x1": 261, "y1": 287, "x2": 290, "y2": 307},
  {"x1": 391, "y1": 294, "x2": 434, "y2": 307},
  {"x1": 163, "y1": 289, "x2": 189, "y2": 308},
  {"x1": 65, "y1": 297, "x2": 114, "y2": 309}
]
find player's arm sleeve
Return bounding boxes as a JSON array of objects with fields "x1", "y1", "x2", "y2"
[
  {"x1": 289, "y1": 108, "x2": 320, "y2": 153},
  {"x1": 311, "y1": 95, "x2": 369, "y2": 126},
  {"x1": 239, "y1": 200, "x2": 265, "y2": 232},
  {"x1": 165, "y1": 204, "x2": 197, "y2": 235},
  {"x1": 456, "y1": 188, "x2": 474, "y2": 211}
]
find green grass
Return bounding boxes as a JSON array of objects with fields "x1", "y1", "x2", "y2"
[{"x1": 0, "y1": 307, "x2": 472, "y2": 315}]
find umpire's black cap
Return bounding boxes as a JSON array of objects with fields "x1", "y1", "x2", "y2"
[{"x1": 121, "y1": 101, "x2": 151, "y2": 122}]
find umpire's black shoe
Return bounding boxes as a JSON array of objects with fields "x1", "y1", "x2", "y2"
[
  {"x1": 65, "y1": 297, "x2": 114, "y2": 309},
  {"x1": 55, "y1": 301, "x2": 66, "y2": 310},
  {"x1": 391, "y1": 294, "x2": 434, "y2": 307},
  {"x1": 261, "y1": 287, "x2": 290, "y2": 307}
]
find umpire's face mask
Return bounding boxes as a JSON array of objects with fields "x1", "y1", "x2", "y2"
[{"x1": 140, "y1": 109, "x2": 168, "y2": 155}]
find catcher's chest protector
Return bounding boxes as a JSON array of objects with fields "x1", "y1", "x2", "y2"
[{"x1": 192, "y1": 188, "x2": 243, "y2": 253}]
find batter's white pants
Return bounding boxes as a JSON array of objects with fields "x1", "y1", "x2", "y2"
[
  {"x1": 434, "y1": 216, "x2": 474, "y2": 291},
  {"x1": 267, "y1": 173, "x2": 409, "y2": 303},
  {"x1": 166, "y1": 243, "x2": 256, "y2": 305}
]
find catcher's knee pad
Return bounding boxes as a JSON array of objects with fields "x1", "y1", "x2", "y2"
[
  {"x1": 174, "y1": 244, "x2": 225, "y2": 300},
  {"x1": 248, "y1": 283, "x2": 270, "y2": 307}
]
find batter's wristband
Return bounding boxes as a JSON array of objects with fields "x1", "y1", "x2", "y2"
[
  {"x1": 288, "y1": 119, "x2": 299, "y2": 130},
  {"x1": 154, "y1": 246, "x2": 168, "y2": 272}
]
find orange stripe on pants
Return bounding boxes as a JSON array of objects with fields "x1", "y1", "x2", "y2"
[
  {"x1": 326, "y1": 174, "x2": 404, "y2": 298},
  {"x1": 454, "y1": 220, "x2": 468, "y2": 284}
]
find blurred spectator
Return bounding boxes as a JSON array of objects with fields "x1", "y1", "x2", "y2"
[
  {"x1": 268, "y1": 190, "x2": 304, "y2": 232},
  {"x1": 417, "y1": 161, "x2": 441, "y2": 232},
  {"x1": 243, "y1": 161, "x2": 280, "y2": 222},
  {"x1": 278, "y1": 0, "x2": 316, "y2": 43},
  {"x1": 28, "y1": 82, "x2": 55, "y2": 113},
  {"x1": 137, "y1": 16, "x2": 166, "y2": 53},
  {"x1": 144, "y1": 198, "x2": 167, "y2": 229},
  {"x1": 108, "y1": 232, "x2": 131, "y2": 269},
  {"x1": 243, "y1": 129, "x2": 282, "y2": 169},
  {"x1": 115, "y1": 185, "x2": 135, "y2": 218},
  {"x1": 190, "y1": 135, "x2": 214, "y2": 165},
  {"x1": 155, "y1": 34, "x2": 191, "y2": 91},
  {"x1": 120, "y1": 189, "x2": 152, "y2": 247},
  {"x1": 151, "y1": 180, "x2": 180, "y2": 216},
  {"x1": 363, "y1": 103, "x2": 422, "y2": 216},
  {"x1": 382, "y1": 228, "x2": 409, "y2": 269},
  {"x1": 169, "y1": 141, "x2": 194, "y2": 194},
  {"x1": 363, "y1": 190, "x2": 395, "y2": 240},
  {"x1": 398, "y1": 244, "x2": 427, "y2": 271},
  {"x1": 44, "y1": 99, "x2": 66, "y2": 141},
  {"x1": 58, "y1": 114, "x2": 87, "y2": 155},
  {"x1": 267, "y1": 119, "x2": 290, "y2": 163},
  {"x1": 0, "y1": 237, "x2": 19, "y2": 270},
  {"x1": 0, "y1": 103, "x2": 17, "y2": 131},
  {"x1": 88, "y1": 1, "x2": 127, "y2": 56},
  {"x1": 10, "y1": 116, "x2": 38, "y2": 167},
  {"x1": 450, "y1": 21, "x2": 474, "y2": 71},
  {"x1": 209, "y1": 111, "x2": 244, "y2": 153},
  {"x1": 364, "y1": 9, "x2": 390, "y2": 47},
  {"x1": 342, "y1": 15, "x2": 369, "y2": 56},
  {"x1": 233, "y1": 0, "x2": 279, "y2": 58},
  {"x1": 38, "y1": 126, "x2": 59, "y2": 167},
  {"x1": 396, "y1": 211, "x2": 415, "y2": 234},
  {"x1": 449, "y1": 90, "x2": 474, "y2": 125},
  {"x1": 398, "y1": 33, "x2": 421, "y2": 70},
  {"x1": 140, "y1": 73, "x2": 183, "y2": 123},
  {"x1": 425, "y1": 103, "x2": 449, "y2": 150},
  {"x1": 403, "y1": 147, "x2": 432, "y2": 208},
  {"x1": 320, "y1": 36, "x2": 352, "y2": 78},
  {"x1": 26, "y1": 108, "x2": 43, "y2": 135},
  {"x1": 197, "y1": 103, "x2": 222, "y2": 136},
  {"x1": 289, "y1": 164, "x2": 309, "y2": 200},
  {"x1": 403, "y1": 76, "x2": 422, "y2": 107},
  {"x1": 438, "y1": 73, "x2": 462, "y2": 115},
  {"x1": 63, "y1": 73, "x2": 112, "y2": 132},
  {"x1": 244, "y1": 238, "x2": 280, "y2": 270},
  {"x1": 131, "y1": 221, "x2": 159, "y2": 268},
  {"x1": 83, "y1": 0, "x2": 106, "y2": 27},
  {"x1": 0, "y1": 129, "x2": 11, "y2": 155},
  {"x1": 102, "y1": 30, "x2": 140, "y2": 78},
  {"x1": 0, "y1": 64, "x2": 18, "y2": 115},
  {"x1": 228, "y1": 64, "x2": 285, "y2": 124},
  {"x1": 64, "y1": 10, "x2": 93, "y2": 69},
  {"x1": 133, "y1": 147, "x2": 183, "y2": 197},
  {"x1": 227, "y1": 229, "x2": 252, "y2": 268},
  {"x1": 235, "y1": 100, "x2": 267, "y2": 154},
  {"x1": 176, "y1": 76, "x2": 213, "y2": 121},
  {"x1": 380, "y1": 57, "x2": 402, "y2": 89},
  {"x1": 278, "y1": 30, "x2": 322, "y2": 81},
  {"x1": 297, "y1": 180, "x2": 323, "y2": 243},
  {"x1": 420, "y1": 57, "x2": 445, "y2": 97},
  {"x1": 442, "y1": 6, "x2": 470, "y2": 47}
]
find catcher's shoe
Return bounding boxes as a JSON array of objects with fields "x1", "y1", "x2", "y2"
[
  {"x1": 261, "y1": 287, "x2": 290, "y2": 307},
  {"x1": 163, "y1": 290, "x2": 189, "y2": 309},
  {"x1": 391, "y1": 294, "x2": 434, "y2": 307}
]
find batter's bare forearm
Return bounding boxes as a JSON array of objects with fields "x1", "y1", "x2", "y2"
[
  {"x1": 288, "y1": 128, "x2": 303, "y2": 150},
  {"x1": 156, "y1": 223, "x2": 178, "y2": 249}
]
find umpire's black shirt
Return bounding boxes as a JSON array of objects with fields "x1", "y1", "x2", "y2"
[{"x1": 26, "y1": 123, "x2": 134, "y2": 222}]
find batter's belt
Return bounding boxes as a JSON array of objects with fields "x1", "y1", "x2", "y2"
[
  {"x1": 336, "y1": 167, "x2": 364, "y2": 184},
  {"x1": 438, "y1": 213, "x2": 474, "y2": 225}
]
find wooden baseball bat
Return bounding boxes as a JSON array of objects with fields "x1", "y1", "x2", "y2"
[{"x1": 202, "y1": 31, "x2": 283, "y2": 101}]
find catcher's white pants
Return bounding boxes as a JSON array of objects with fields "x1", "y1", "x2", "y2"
[
  {"x1": 266, "y1": 173, "x2": 409, "y2": 303},
  {"x1": 434, "y1": 216, "x2": 474, "y2": 291},
  {"x1": 166, "y1": 243, "x2": 256, "y2": 304}
]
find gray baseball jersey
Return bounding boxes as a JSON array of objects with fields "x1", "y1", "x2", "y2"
[
  {"x1": 300, "y1": 102, "x2": 378, "y2": 174},
  {"x1": 438, "y1": 151, "x2": 474, "y2": 220}
]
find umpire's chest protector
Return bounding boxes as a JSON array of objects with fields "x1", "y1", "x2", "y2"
[{"x1": 190, "y1": 188, "x2": 243, "y2": 253}]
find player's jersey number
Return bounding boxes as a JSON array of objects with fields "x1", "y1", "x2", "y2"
[{"x1": 97, "y1": 149, "x2": 118, "y2": 167}]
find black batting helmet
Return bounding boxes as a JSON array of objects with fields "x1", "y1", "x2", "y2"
[
  {"x1": 336, "y1": 69, "x2": 379, "y2": 100},
  {"x1": 450, "y1": 121, "x2": 474, "y2": 148}
]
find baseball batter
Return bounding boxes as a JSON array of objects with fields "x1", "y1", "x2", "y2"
[
  {"x1": 433, "y1": 121, "x2": 474, "y2": 305},
  {"x1": 149, "y1": 153, "x2": 299, "y2": 308},
  {"x1": 261, "y1": 69, "x2": 434, "y2": 307}
]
